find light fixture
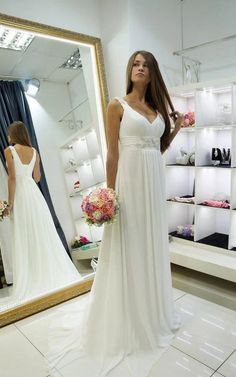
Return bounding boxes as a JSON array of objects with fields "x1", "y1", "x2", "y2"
[
  {"x1": 60, "y1": 49, "x2": 83, "y2": 70},
  {"x1": 25, "y1": 78, "x2": 40, "y2": 96},
  {"x1": 0, "y1": 26, "x2": 34, "y2": 51}
]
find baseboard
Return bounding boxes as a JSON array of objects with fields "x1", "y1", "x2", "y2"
[{"x1": 171, "y1": 263, "x2": 236, "y2": 311}]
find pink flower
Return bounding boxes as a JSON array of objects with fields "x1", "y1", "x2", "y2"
[{"x1": 81, "y1": 188, "x2": 119, "y2": 227}]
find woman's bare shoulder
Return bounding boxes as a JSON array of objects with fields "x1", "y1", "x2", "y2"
[{"x1": 107, "y1": 99, "x2": 123, "y2": 118}]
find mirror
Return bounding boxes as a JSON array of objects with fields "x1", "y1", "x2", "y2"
[{"x1": 0, "y1": 13, "x2": 108, "y2": 326}]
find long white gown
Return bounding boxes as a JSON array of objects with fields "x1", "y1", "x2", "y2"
[
  {"x1": 8, "y1": 146, "x2": 81, "y2": 301},
  {"x1": 48, "y1": 98, "x2": 181, "y2": 376}
]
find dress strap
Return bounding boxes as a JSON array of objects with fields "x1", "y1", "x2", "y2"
[{"x1": 114, "y1": 97, "x2": 127, "y2": 108}]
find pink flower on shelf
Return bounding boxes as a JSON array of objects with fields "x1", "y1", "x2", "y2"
[
  {"x1": 71, "y1": 235, "x2": 91, "y2": 249},
  {"x1": 183, "y1": 111, "x2": 195, "y2": 127},
  {"x1": 80, "y1": 236, "x2": 90, "y2": 244}
]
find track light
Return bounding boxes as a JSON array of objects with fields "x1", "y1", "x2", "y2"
[{"x1": 25, "y1": 78, "x2": 40, "y2": 96}]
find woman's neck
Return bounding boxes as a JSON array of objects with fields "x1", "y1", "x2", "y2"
[{"x1": 128, "y1": 86, "x2": 147, "y2": 103}]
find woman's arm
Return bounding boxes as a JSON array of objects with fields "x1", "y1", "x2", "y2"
[
  {"x1": 106, "y1": 100, "x2": 122, "y2": 189},
  {"x1": 33, "y1": 150, "x2": 41, "y2": 183},
  {"x1": 4, "y1": 148, "x2": 16, "y2": 211},
  {"x1": 168, "y1": 111, "x2": 185, "y2": 145}
]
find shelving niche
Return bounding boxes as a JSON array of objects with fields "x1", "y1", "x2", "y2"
[
  {"x1": 60, "y1": 124, "x2": 106, "y2": 274},
  {"x1": 167, "y1": 80, "x2": 236, "y2": 282}
]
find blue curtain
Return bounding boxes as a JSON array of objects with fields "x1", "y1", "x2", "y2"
[{"x1": 0, "y1": 80, "x2": 70, "y2": 255}]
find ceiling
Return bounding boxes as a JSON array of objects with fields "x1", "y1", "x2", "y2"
[{"x1": 0, "y1": 34, "x2": 83, "y2": 84}]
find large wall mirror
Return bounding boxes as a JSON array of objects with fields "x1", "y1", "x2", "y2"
[{"x1": 0, "y1": 13, "x2": 108, "y2": 327}]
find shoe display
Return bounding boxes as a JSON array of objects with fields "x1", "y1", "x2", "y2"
[
  {"x1": 91, "y1": 257, "x2": 98, "y2": 272},
  {"x1": 65, "y1": 158, "x2": 77, "y2": 171},
  {"x1": 176, "y1": 147, "x2": 195, "y2": 165},
  {"x1": 74, "y1": 180, "x2": 80, "y2": 192}
]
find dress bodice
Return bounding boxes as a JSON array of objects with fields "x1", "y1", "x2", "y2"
[
  {"x1": 115, "y1": 97, "x2": 165, "y2": 151},
  {"x1": 9, "y1": 146, "x2": 36, "y2": 182}
]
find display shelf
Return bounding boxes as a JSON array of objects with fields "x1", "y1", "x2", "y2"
[
  {"x1": 169, "y1": 238, "x2": 236, "y2": 283},
  {"x1": 167, "y1": 199, "x2": 195, "y2": 205},
  {"x1": 166, "y1": 127, "x2": 195, "y2": 166},
  {"x1": 69, "y1": 180, "x2": 105, "y2": 197},
  {"x1": 195, "y1": 167, "x2": 230, "y2": 205},
  {"x1": 195, "y1": 165, "x2": 231, "y2": 168},
  {"x1": 166, "y1": 166, "x2": 195, "y2": 200},
  {"x1": 167, "y1": 201, "x2": 195, "y2": 234},
  {"x1": 167, "y1": 79, "x2": 236, "y2": 281},
  {"x1": 169, "y1": 231, "x2": 194, "y2": 242},
  {"x1": 197, "y1": 232, "x2": 229, "y2": 250},
  {"x1": 195, "y1": 127, "x2": 231, "y2": 167},
  {"x1": 166, "y1": 164, "x2": 195, "y2": 167},
  {"x1": 60, "y1": 126, "x2": 106, "y2": 246}
]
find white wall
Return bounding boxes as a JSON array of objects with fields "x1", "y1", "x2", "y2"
[
  {"x1": 101, "y1": 0, "x2": 236, "y2": 93},
  {"x1": 27, "y1": 81, "x2": 76, "y2": 244},
  {"x1": 1, "y1": 0, "x2": 236, "y2": 88},
  {"x1": 180, "y1": 0, "x2": 236, "y2": 82},
  {"x1": 100, "y1": 0, "x2": 129, "y2": 98},
  {"x1": 0, "y1": 0, "x2": 101, "y2": 37},
  {"x1": 128, "y1": 0, "x2": 182, "y2": 87},
  {"x1": 100, "y1": 0, "x2": 182, "y2": 98}
]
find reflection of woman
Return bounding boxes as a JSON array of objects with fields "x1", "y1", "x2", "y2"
[
  {"x1": 49, "y1": 51, "x2": 183, "y2": 376},
  {"x1": 4, "y1": 121, "x2": 81, "y2": 301}
]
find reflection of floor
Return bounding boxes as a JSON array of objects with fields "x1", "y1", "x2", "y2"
[
  {"x1": 0, "y1": 279, "x2": 86, "y2": 313},
  {"x1": 0, "y1": 286, "x2": 12, "y2": 299},
  {"x1": 1, "y1": 288, "x2": 236, "y2": 376}
]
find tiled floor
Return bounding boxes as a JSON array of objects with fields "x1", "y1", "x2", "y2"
[{"x1": 0, "y1": 288, "x2": 236, "y2": 377}]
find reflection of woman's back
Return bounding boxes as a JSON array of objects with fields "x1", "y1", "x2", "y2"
[{"x1": 5, "y1": 124, "x2": 81, "y2": 301}]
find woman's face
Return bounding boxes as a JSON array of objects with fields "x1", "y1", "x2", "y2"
[{"x1": 131, "y1": 54, "x2": 150, "y2": 86}]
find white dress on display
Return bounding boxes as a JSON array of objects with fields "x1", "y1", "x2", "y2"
[
  {"x1": 7, "y1": 146, "x2": 81, "y2": 302},
  {"x1": 48, "y1": 98, "x2": 181, "y2": 377}
]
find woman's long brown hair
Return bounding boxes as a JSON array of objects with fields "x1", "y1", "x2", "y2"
[
  {"x1": 8, "y1": 121, "x2": 32, "y2": 147},
  {"x1": 126, "y1": 50, "x2": 175, "y2": 152}
]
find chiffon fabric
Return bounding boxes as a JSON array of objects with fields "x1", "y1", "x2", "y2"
[
  {"x1": 8, "y1": 146, "x2": 81, "y2": 301},
  {"x1": 47, "y1": 98, "x2": 181, "y2": 376}
]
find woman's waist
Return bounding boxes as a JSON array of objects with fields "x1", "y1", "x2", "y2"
[{"x1": 119, "y1": 135, "x2": 160, "y2": 150}]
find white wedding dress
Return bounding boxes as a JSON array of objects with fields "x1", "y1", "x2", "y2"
[
  {"x1": 7, "y1": 146, "x2": 81, "y2": 302},
  {"x1": 48, "y1": 98, "x2": 181, "y2": 376}
]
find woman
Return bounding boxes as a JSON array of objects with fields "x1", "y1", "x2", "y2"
[
  {"x1": 48, "y1": 51, "x2": 184, "y2": 376},
  {"x1": 4, "y1": 121, "x2": 81, "y2": 302}
]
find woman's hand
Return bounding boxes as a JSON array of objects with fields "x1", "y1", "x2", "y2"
[
  {"x1": 3, "y1": 203, "x2": 13, "y2": 217},
  {"x1": 169, "y1": 111, "x2": 185, "y2": 131}
]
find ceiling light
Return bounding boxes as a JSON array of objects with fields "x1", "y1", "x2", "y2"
[
  {"x1": 0, "y1": 26, "x2": 34, "y2": 51},
  {"x1": 25, "y1": 78, "x2": 40, "y2": 96},
  {"x1": 60, "y1": 49, "x2": 83, "y2": 70}
]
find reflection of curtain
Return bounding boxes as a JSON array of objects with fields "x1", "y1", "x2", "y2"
[
  {"x1": 0, "y1": 80, "x2": 70, "y2": 254},
  {"x1": 0, "y1": 159, "x2": 13, "y2": 284}
]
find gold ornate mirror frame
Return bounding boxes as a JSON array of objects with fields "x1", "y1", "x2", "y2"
[{"x1": 0, "y1": 13, "x2": 108, "y2": 327}]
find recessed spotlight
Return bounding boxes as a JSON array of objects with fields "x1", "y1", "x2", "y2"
[{"x1": 0, "y1": 26, "x2": 34, "y2": 51}]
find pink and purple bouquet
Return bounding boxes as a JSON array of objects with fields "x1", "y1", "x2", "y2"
[
  {"x1": 81, "y1": 187, "x2": 119, "y2": 227},
  {"x1": 0, "y1": 200, "x2": 8, "y2": 221}
]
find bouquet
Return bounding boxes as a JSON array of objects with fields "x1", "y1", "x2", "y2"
[
  {"x1": 71, "y1": 235, "x2": 91, "y2": 249},
  {"x1": 81, "y1": 187, "x2": 119, "y2": 227},
  {"x1": 0, "y1": 200, "x2": 8, "y2": 221}
]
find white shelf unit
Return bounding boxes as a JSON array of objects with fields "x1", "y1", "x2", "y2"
[
  {"x1": 60, "y1": 126, "x2": 106, "y2": 248},
  {"x1": 167, "y1": 81, "x2": 236, "y2": 281}
]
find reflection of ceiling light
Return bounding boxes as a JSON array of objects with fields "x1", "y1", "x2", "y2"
[
  {"x1": 25, "y1": 78, "x2": 40, "y2": 96},
  {"x1": 180, "y1": 92, "x2": 195, "y2": 98},
  {"x1": 60, "y1": 49, "x2": 83, "y2": 70},
  {"x1": 0, "y1": 26, "x2": 34, "y2": 51}
]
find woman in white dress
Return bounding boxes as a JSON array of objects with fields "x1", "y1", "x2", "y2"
[
  {"x1": 4, "y1": 121, "x2": 81, "y2": 302},
  {"x1": 48, "y1": 51, "x2": 184, "y2": 376}
]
